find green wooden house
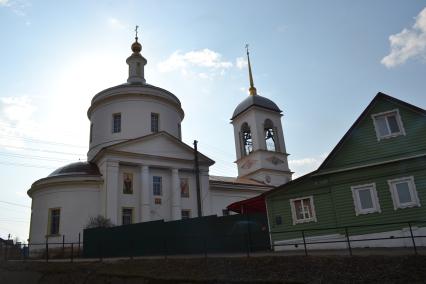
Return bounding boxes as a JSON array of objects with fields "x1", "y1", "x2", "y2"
[{"x1": 266, "y1": 92, "x2": 426, "y2": 250}]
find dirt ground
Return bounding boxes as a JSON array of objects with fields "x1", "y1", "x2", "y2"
[{"x1": 1, "y1": 255, "x2": 425, "y2": 283}]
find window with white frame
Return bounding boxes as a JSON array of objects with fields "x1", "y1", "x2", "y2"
[
  {"x1": 388, "y1": 176, "x2": 420, "y2": 209},
  {"x1": 151, "y1": 113, "x2": 159, "y2": 133},
  {"x1": 372, "y1": 109, "x2": 405, "y2": 140},
  {"x1": 290, "y1": 196, "x2": 317, "y2": 224},
  {"x1": 351, "y1": 183, "x2": 381, "y2": 215},
  {"x1": 153, "y1": 176, "x2": 162, "y2": 196}
]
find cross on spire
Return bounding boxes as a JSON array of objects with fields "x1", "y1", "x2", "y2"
[{"x1": 135, "y1": 25, "x2": 139, "y2": 41}]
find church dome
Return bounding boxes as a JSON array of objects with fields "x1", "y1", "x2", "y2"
[
  {"x1": 231, "y1": 94, "x2": 281, "y2": 120},
  {"x1": 48, "y1": 162, "x2": 101, "y2": 177}
]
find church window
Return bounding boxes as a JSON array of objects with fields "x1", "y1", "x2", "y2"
[
  {"x1": 180, "y1": 178, "x2": 189, "y2": 198},
  {"x1": 151, "y1": 113, "x2": 159, "y2": 133},
  {"x1": 48, "y1": 208, "x2": 60, "y2": 235},
  {"x1": 264, "y1": 119, "x2": 277, "y2": 152},
  {"x1": 181, "y1": 209, "x2": 191, "y2": 219},
  {"x1": 153, "y1": 176, "x2": 162, "y2": 196},
  {"x1": 113, "y1": 113, "x2": 121, "y2": 133},
  {"x1": 122, "y1": 208, "x2": 133, "y2": 225},
  {"x1": 123, "y1": 173, "x2": 133, "y2": 194},
  {"x1": 89, "y1": 123, "x2": 93, "y2": 143},
  {"x1": 241, "y1": 123, "x2": 253, "y2": 156},
  {"x1": 178, "y1": 123, "x2": 182, "y2": 139}
]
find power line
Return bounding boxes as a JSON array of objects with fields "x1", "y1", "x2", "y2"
[
  {"x1": 0, "y1": 134, "x2": 87, "y2": 148},
  {"x1": 0, "y1": 161, "x2": 58, "y2": 170},
  {"x1": 0, "y1": 200, "x2": 31, "y2": 208},
  {"x1": 0, "y1": 151, "x2": 77, "y2": 163},
  {"x1": 0, "y1": 144, "x2": 84, "y2": 156}
]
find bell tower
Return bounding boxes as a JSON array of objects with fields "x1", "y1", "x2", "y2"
[{"x1": 231, "y1": 46, "x2": 292, "y2": 186}]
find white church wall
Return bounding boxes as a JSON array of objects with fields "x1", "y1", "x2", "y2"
[
  {"x1": 209, "y1": 188, "x2": 263, "y2": 216},
  {"x1": 88, "y1": 96, "x2": 182, "y2": 160},
  {"x1": 30, "y1": 185, "x2": 100, "y2": 245}
]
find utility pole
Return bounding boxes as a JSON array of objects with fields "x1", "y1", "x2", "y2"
[{"x1": 194, "y1": 140, "x2": 202, "y2": 217}]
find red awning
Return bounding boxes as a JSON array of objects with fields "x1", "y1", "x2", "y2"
[{"x1": 227, "y1": 194, "x2": 266, "y2": 214}]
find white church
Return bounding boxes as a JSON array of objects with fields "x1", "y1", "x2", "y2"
[{"x1": 27, "y1": 34, "x2": 292, "y2": 245}]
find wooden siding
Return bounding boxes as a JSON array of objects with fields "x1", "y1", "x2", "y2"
[
  {"x1": 322, "y1": 98, "x2": 426, "y2": 171},
  {"x1": 267, "y1": 157, "x2": 426, "y2": 242}
]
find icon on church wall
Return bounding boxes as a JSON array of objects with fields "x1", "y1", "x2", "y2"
[
  {"x1": 180, "y1": 178, "x2": 189, "y2": 198},
  {"x1": 123, "y1": 173, "x2": 133, "y2": 194}
]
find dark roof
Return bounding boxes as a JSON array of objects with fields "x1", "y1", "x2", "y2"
[
  {"x1": 231, "y1": 94, "x2": 281, "y2": 120},
  {"x1": 48, "y1": 162, "x2": 101, "y2": 177},
  {"x1": 318, "y1": 92, "x2": 426, "y2": 171}
]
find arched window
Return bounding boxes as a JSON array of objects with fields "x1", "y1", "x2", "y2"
[
  {"x1": 264, "y1": 119, "x2": 277, "y2": 152},
  {"x1": 241, "y1": 122, "x2": 253, "y2": 156}
]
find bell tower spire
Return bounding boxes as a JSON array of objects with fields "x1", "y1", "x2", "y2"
[
  {"x1": 245, "y1": 44, "x2": 257, "y2": 96},
  {"x1": 126, "y1": 25, "x2": 147, "y2": 84}
]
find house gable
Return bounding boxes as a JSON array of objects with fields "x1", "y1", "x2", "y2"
[{"x1": 318, "y1": 93, "x2": 426, "y2": 172}]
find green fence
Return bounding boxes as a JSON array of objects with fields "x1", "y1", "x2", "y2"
[{"x1": 83, "y1": 213, "x2": 270, "y2": 258}]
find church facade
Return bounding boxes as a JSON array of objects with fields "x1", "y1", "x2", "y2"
[{"x1": 27, "y1": 35, "x2": 291, "y2": 245}]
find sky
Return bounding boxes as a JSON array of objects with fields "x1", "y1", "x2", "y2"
[{"x1": 0, "y1": 0, "x2": 425, "y2": 241}]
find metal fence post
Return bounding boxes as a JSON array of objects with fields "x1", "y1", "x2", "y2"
[
  {"x1": 344, "y1": 227, "x2": 352, "y2": 256},
  {"x1": 70, "y1": 243, "x2": 74, "y2": 263},
  {"x1": 45, "y1": 238, "x2": 49, "y2": 262},
  {"x1": 408, "y1": 222, "x2": 418, "y2": 255},
  {"x1": 4, "y1": 241, "x2": 8, "y2": 261},
  {"x1": 301, "y1": 230, "x2": 308, "y2": 256},
  {"x1": 78, "y1": 233, "x2": 81, "y2": 258},
  {"x1": 62, "y1": 235, "x2": 65, "y2": 258}
]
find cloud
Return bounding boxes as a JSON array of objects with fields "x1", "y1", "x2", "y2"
[
  {"x1": 289, "y1": 153, "x2": 328, "y2": 178},
  {"x1": 235, "y1": 57, "x2": 248, "y2": 69},
  {"x1": 381, "y1": 7, "x2": 426, "y2": 68},
  {"x1": 0, "y1": 0, "x2": 30, "y2": 16},
  {"x1": 158, "y1": 49, "x2": 233, "y2": 75},
  {"x1": 107, "y1": 17, "x2": 126, "y2": 29}
]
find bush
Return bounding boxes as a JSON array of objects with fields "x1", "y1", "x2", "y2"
[{"x1": 85, "y1": 215, "x2": 114, "y2": 229}]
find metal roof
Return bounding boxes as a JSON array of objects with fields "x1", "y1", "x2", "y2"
[{"x1": 231, "y1": 94, "x2": 281, "y2": 120}]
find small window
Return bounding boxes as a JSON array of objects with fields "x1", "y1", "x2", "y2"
[
  {"x1": 222, "y1": 209, "x2": 230, "y2": 216},
  {"x1": 241, "y1": 122, "x2": 253, "y2": 156},
  {"x1": 275, "y1": 215, "x2": 282, "y2": 225},
  {"x1": 153, "y1": 176, "x2": 162, "y2": 196},
  {"x1": 123, "y1": 173, "x2": 133, "y2": 194},
  {"x1": 351, "y1": 183, "x2": 381, "y2": 215},
  {"x1": 113, "y1": 113, "x2": 121, "y2": 133},
  {"x1": 372, "y1": 109, "x2": 405, "y2": 140},
  {"x1": 178, "y1": 123, "x2": 182, "y2": 140},
  {"x1": 388, "y1": 176, "x2": 420, "y2": 210},
  {"x1": 180, "y1": 178, "x2": 189, "y2": 198},
  {"x1": 154, "y1": 198, "x2": 162, "y2": 205},
  {"x1": 122, "y1": 208, "x2": 133, "y2": 225},
  {"x1": 290, "y1": 196, "x2": 317, "y2": 225},
  {"x1": 48, "y1": 208, "x2": 60, "y2": 235},
  {"x1": 89, "y1": 123, "x2": 93, "y2": 143},
  {"x1": 181, "y1": 209, "x2": 191, "y2": 219},
  {"x1": 151, "y1": 113, "x2": 159, "y2": 133}
]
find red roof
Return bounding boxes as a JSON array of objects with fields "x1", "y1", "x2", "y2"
[{"x1": 227, "y1": 194, "x2": 266, "y2": 214}]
